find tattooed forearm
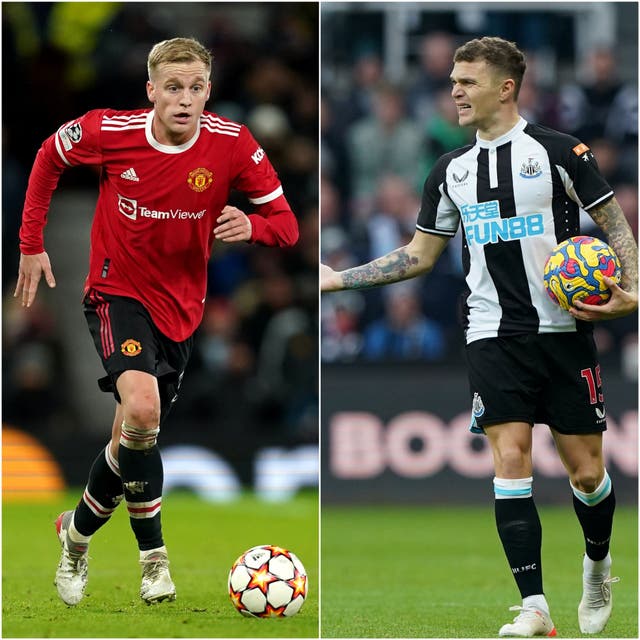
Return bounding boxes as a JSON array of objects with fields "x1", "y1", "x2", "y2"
[
  {"x1": 589, "y1": 197, "x2": 638, "y2": 293},
  {"x1": 341, "y1": 247, "x2": 421, "y2": 289}
]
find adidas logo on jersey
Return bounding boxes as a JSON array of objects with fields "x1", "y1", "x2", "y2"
[{"x1": 120, "y1": 167, "x2": 139, "y2": 182}]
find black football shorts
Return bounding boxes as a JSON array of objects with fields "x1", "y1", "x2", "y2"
[
  {"x1": 83, "y1": 288, "x2": 193, "y2": 423},
  {"x1": 465, "y1": 332, "x2": 607, "y2": 435}
]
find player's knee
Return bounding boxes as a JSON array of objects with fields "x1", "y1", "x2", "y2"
[
  {"x1": 570, "y1": 467, "x2": 604, "y2": 494},
  {"x1": 123, "y1": 396, "x2": 161, "y2": 430},
  {"x1": 494, "y1": 447, "x2": 530, "y2": 477}
]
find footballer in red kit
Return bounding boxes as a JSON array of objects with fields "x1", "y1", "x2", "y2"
[
  {"x1": 20, "y1": 108, "x2": 297, "y2": 340},
  {"x1": 15, "y1": 37, "x2": 299, "y2": 607}
]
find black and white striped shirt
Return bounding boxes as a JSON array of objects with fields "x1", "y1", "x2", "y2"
[{"x1": 416, "y1": 117, "x2": 614, "y2": 344}]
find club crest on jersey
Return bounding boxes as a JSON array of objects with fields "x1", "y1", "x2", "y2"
[
  {"x1": 187, "y1": 167, "x2": 213, "y2": 192},
  {"x1": 472, "y1": 392, "x2": 485, "y2": 418},
  {"x1": 121, "y1": 339, "x2": 142, "y2": 357},
  {"x1": 519, "y1": 157, "x2": 543, "y2": 179}
]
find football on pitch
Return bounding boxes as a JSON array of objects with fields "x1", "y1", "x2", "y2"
[
  {"x1": 228, "y1": 545, "x2": 308, "y2": 617},
  {"x1": 543, "y1": 235, "x2": 621, "y2": 310}
]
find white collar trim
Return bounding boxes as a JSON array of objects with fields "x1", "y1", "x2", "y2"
[
  {"x1": 475, "y1": 117, "x2": 528, "y2": 149},
  {"x1": 145, "y1": 110, "x2": 200, "y2": 153}
]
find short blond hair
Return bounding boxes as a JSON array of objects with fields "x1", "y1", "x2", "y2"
[{"x1": 147, "y1": 37, "x2": 212, "y2": 80}]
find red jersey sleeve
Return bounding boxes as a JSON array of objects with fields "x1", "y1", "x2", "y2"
[
  {"x1": 19, "y1": 110, "x2": 104, "y2": 254},
  {"x1": 230, "y1": 126, "x2": 299, "y2": 247}
]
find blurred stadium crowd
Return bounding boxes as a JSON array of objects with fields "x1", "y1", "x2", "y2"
[
  {"x1": 321, "y1": 4, "x2": 638, "y2": 380},
  {"x1": 2, "y1": 2, "x2": 318, "y2": 482}
]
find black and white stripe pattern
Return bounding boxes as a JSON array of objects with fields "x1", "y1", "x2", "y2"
[{"x1": 417, "y1": 118, "x2": 614, "y2": 343}]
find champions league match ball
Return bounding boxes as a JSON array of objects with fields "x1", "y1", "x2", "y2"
[
  {"x1": 543, "y1": 236, "x2": 621, "y2": 311},
  {"x1": 228, "y1": 545, "x2": 308, "y2": 617}
]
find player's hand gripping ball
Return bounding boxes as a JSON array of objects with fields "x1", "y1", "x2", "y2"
[
  {"x1": 228, "y1": 545, "x2": 308, "y2": 617},
  {"x1": 543, "y1": 236, "x2": 621, "y2": 310}
]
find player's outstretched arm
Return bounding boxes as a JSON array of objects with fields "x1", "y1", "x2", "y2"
[
  {"x1": 14, "y1": 251, "x2": 57, "y2": 307},
  {"x1": 321, "y1": 231, "x2": 449, "y2": 292},
  {"x1": 571, "y1": 196, "x2": 638, "y2": 321}
]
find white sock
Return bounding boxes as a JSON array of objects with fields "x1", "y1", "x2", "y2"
[
  {"x1": 584, "y1": 552, "x2": 611, "y2": 576},
  {"x1": 68, "y1": 516, "x2": 92, "y2": 545},
  {"x1": 523, "y1": 594, "x2": 550, "y2": 616},
  {"x1": 140, "y1": 545, "x2": 167, "y2": 561}
]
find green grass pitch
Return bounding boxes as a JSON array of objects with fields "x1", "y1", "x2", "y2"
[
  {"x1": 321, "y1": 504, "x2": 637, "y2": 638},
  {"x1": 3, "y1": 490, "x2": 318, "y2": 638}
]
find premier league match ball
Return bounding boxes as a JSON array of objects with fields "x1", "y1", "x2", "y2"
[
  {"x1": 228, "y1": 545, "x2": 308, "y2": 618},
  {"x1": 543, "y1": 235, "x2": 621, "y2": 310}
]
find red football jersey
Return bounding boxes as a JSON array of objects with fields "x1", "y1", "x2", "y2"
[{"x1": 20, "y1": 108, "x2": 298, "y2": 341}]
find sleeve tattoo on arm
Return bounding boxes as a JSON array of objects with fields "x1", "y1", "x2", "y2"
[
  {"x1": 342, "y1": 248, "x2": 420, "y2": 289},
  {"x1": 589, "y1": 197, "x2": 639, "y2": 293}
]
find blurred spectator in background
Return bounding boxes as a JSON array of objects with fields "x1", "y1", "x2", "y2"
[
  {"x1": 335, "y1": 51, "x2": 385, "y2": 127},
  {"x1": 407, "y1": 31, "x2": 456, "y2": 123},
  {"x1": 321, "y1": 290, "x2": 365, "y2": 363},
  {"x1": 559, "y1": 46, "x2": 638, "y2": 148},
  {"x1": 321, "y1": 93, "x2": 351, "y2": 198},
  {"x1": 178, "y1": 299, "x2": 254, "y2": 415},
  {"x1": 347, "y1": 82, "x2": 424, "y2": 211},
  {"x1": 320, "y1": 175, "x2": 367, "y2": 362},
  {"x1": 3, "y1": 293, "x2": 75, "y2": 435},
  {"x1": 481, "y1": 10, "x2": 555, "y2": 53},
  {"x1": 363, "y1": 174, "x2": 420, "y2": 260},
  {"x1": 362, "y1": 286, "x2": 445, "y2": 361},
  {"x1": 420, "y1": 86, "x2": 473, "y2": 175},
  {"x1": 253, "y1": 283, "x2": 317, "y2": 440},
  {"x1": 320, "y1": 177, "x2": 354, "y2": 267},
  {"x1": 515, "y1": 54, "x2": 560, "y2": 128},
  {"x1": 580, "y1": 138, "x2": 638, "y2": 190},
  {"x1": 615, "y1": 184, "x2": 639, "y2": 240}
]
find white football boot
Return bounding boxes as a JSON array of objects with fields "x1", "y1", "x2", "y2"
[
  {"x1": 499, "y1": 606, "x2": 557, "y2": 637},
  {"x1": 140, "y1": 549, "x2": 176, "y2": 603},
  {"x1": 578, "y1": 557, "x2": 620, "y2": 634},
  {"x1": 54, "y1": 510, "x2": 89, "y2": 606}
]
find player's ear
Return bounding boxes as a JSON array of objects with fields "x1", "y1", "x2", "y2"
[
  {"x1": 500, "y1": 78, "x2": 516, "y2": 103},
  {"x1": 146, "y1": 80, "x2": 156, "y2": 104},
  {"x1": 206, "y1": 81, "x2": 211, "y2": 101}
]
